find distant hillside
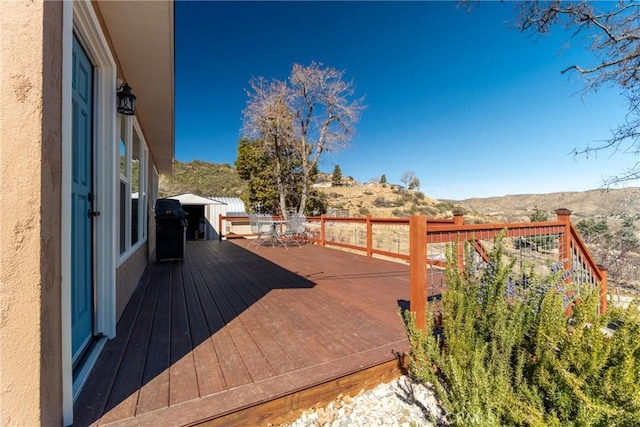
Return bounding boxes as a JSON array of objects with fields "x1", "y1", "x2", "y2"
[
  {"x1": 157, "y1": 160, "x2": 640, "y2": 290},
  {"x1": 158, "y1": 160, "x2": 640, "y2": 223},
  {"x1": 452, "y1": 187, "x2": 640, "y2": 223},
  {"x1": 158, "y1": 160, "x2": 245, "y2": 198}
]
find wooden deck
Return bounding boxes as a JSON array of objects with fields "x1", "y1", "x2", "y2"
[{"x1": 74, "y1": 240, "x2": 445, "y2": 426}]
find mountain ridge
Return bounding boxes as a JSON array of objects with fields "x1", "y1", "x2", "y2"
[
  {"x1": 451, "y1": 187, "x2": 640, "y2": 222},
  {"x1": 160, "y1": 160, "x2": 639, "y2": 221}
]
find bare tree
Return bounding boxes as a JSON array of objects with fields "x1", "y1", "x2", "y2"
[
  {"x1": 242, "y1": 77, "x2": 295, "y2": 215},
  {"x1": 242, "y1": 62, "x2": 365, "y2": 217},
  {"x1": 289, "y1": 62, "x2": 366, "y2": 215},
  {"x1": 589, "y1": 216, "x2": 640, "y2": 295},
  {"x1": 576, "y1": 215, "x2": 640, "y2": 295},
  {"x1": 409, "y1": 177, "x2": 421, "y2": 190},
  {"x1": 400, "y1": 171, "x2": 417, "y2": 188},
  {"x1": 513, "y1": 1, "x2": 640, "y2": 186}
]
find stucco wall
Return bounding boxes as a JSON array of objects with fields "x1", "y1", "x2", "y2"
[{"x1": 0, "y1": 1, "x2": 63, "y2": 426}]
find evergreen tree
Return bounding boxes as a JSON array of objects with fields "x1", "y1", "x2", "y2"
[
  {"x1": 528, "y1": 206, "x2": 549, "y2": 222},
  {"x1": 332, "y1": 164, "x2": 342, "y2": 185},
  {"x1": 616, "y1": 215, "x2": 640, "y2": 252},
  {"x1": 575, "y1": 218, "x2": 612, "y2": 245},
  {"x1": 379, "y1": 174, "x2": 387, "y2": 184},
  {"x1": 235, "y1": 138, "x2": 279, "y2": 213},
  {"x1": 235, "y1": 138, "x2": 327, "y2": 216}
]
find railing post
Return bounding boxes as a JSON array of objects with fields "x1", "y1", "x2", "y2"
[
  {"x1": 453, "y1": 211, "x2": 465, "y2": 272},
  {"x1": 320, "y1": 214, "x2": 326, "y2": 247},
  {"x1": 218, "y1": 215, "x2": 223, "y2": 241},
  {"x1": 597, "y1": 264, "x2": 608, "y2": 314},
  {"x1": 453, "y1": 211, "x2": 465, "y2": 225},
  {"x1": 410, "y1": 215, "x2": 427, "y2": 330},
  {"x1": 366, "y1": 214, "x2": 373, "y2": 258},
  {"x1": 555, "y1": 208, "x2": 572, "y2": 280},
  {"x1": 556, "y1": 208, "x2": 575, "y2": 315}
]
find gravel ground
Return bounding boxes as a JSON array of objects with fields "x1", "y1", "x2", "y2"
[{"x1": 271, "y1": 376, "x2": 445, "y2": 427}]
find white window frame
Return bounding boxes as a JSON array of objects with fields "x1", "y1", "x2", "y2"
[
  {"x1": 118, "y1": 114, "x2": 131, "y2": 256},
  {"x1": 151, "y1": 165, "x2": 159, "y2": 209},
  {"x1": 117, "y1": 117, "x2": 149, "y2": 266},
  {"x1": 132, "y1": 119, "x2": 149, "y2": 245},
  {"x1": 140, "y1": 143, "x2": 149, "y2": 241}
]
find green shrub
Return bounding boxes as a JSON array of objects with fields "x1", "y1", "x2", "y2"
[
  {"x1": 426, "y1": 206, "x2": 439, "y2": 216},
  {"x1": 373, "y1": 196, "x2": 391, "y2": 208},
  {"x1": 403, "y1": 234, "x2": 640, "y2": 426},
  {"x1": 435, "y1": 201, "x2": 461, "y2": 211},
  {"x1": 394, "y1": 193, "x2": 413, "y2": 207}
]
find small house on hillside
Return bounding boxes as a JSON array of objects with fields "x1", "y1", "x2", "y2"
[{"x1": 312, "y1": 180, "x2": 333, "y2": 188}]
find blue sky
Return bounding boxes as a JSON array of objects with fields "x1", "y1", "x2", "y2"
[{"x1": 175, "y1": 1, "x2": 638, "y2": 200}]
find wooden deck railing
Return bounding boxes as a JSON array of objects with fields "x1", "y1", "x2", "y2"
[
  {"x1": 408, "y1": 209, "x2": 607, "y2": 328},
  {"x1": 220, "y1": 208, "x2": 607, "y2": 328}
]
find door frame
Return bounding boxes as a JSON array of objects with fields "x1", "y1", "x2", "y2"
[{"x1": 62, "y1": 2, "x2": 117, "y2": 424}]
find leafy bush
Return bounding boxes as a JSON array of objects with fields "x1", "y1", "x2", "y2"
[
  {"x1": 404, "y1": 234, "x2": 640, "y2": 426},
  {"x1": 575, "y1": 218, "x2": 611, "y2": 245},
  {"x1": 391, "y1": 208, "x2": 410, "y2": 217},
  {"x1": 436, "y1": 201, "x2": 463, "y2": 212},
  {"x1": 514, "y1": 234, "x2": 559, "y2": 252},
  {"x1": 529, "y1": 206, "x2": 550, "y2": 222},
  {"x1": 394, "y1": 193, "x2": 413, "y2": 207},
  {"x1": 373, "y1": 196, "x2": 392, "y2": 208}
]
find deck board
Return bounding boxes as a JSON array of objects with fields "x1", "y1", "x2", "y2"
[
  {"x1": 74, "y1": 240, "x2": 443, "y2": 426},
  {"x1": 136, "y1": 263, "x2": 171, "y2": 415},
  {"x1": 169, "y1": 262, "x2": 200, "y2": 407},
  {"x1": 181, "y1": 261, "x2": 226, "y2": 398}
]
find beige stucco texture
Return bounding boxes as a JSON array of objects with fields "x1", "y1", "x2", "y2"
[{"x1": 0, "y1": 1, "x2": 64, "y2": 426}]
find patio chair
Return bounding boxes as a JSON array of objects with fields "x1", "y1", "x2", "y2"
[
  {"x1": 283, "y1": 213, "x2": 307, "y2": 247},
  {"x1": 248, "y1": 213, "x2": 273, "y2": 248}
]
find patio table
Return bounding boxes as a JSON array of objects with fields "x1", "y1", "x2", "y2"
[{"x1": 256, "y1": 219, "x2": 290, "y2": 248}]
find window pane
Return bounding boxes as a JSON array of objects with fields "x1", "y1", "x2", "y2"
[
  {"x1": 119, "y1": 117, "x2": 129, "y2": 255},
  {"x1": 131, "y1": 131, "x2": 140, "y2": 245},
  {"x1": 120, "y1": 181, "x2": 126, "y2": 254},
  {"x1": 140, "y1": 147, "x2": 148, "y2": 239},
  {"x1": 119, "y1": 122, "x2": 127, "y2": 178}
]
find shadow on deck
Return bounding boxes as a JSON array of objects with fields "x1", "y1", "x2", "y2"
[{"x1": 74, "y1": 240, "x2": 444, "y2": 426}]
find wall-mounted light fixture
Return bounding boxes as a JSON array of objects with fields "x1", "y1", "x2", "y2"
[{"x1": 117, "y1": 82, "x2": 136, "y2": 116}]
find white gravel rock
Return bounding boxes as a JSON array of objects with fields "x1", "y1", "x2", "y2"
[{"x1": 275, "y1": 376, "x2": 444, "y2": 427}]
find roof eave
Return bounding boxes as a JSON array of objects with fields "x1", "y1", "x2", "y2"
[{"x1": 97, "y1": 0, "x2": 175, "y2": 175}]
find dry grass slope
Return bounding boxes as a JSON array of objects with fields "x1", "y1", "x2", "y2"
[{"x1": 452, "y1": 187, "x2": 640, "y2": 223}]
